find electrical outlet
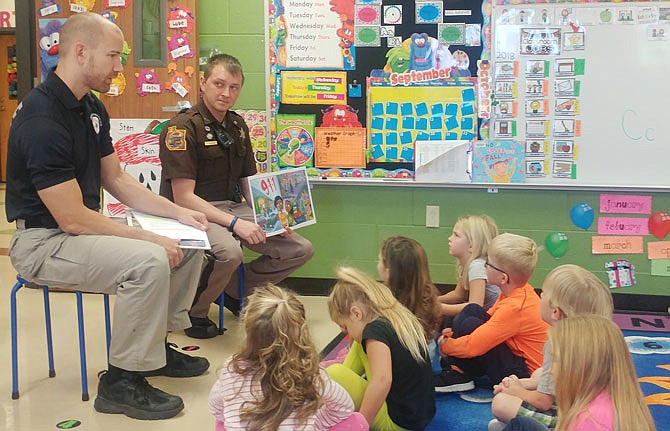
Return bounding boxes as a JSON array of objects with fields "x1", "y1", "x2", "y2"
[{"x1": 426, "y1": 205, "x2": 440, "y2": 228}]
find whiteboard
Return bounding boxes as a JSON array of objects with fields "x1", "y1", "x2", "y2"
[{"x1": 491, "y1": 2, "x2": 670, "y2": 189}]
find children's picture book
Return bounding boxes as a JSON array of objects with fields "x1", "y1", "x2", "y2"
[
  {"x1": 247, "y1": 167, "x2": 317, "y2": 236},
  {"x1": 471, "y1": 140, "x2": 525, "y2": 183}
]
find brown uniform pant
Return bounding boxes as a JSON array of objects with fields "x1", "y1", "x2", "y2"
[{"x1": 189, "y1": 201, "x2": 314, "y2": 318}]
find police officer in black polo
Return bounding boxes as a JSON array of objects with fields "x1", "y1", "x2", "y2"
[
  {"x1": 6, "y1": 13, "x2": 209, "y2": 420},
  {"x1": 159, "y1": 54, "x2": 313, "y2": 339}
]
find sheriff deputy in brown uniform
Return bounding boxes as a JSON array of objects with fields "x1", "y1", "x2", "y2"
[{"x1": 159, "y1": 54, "x2": 313, "y2": 339}]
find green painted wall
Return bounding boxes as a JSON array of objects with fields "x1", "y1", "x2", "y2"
[
  {"x1": 199, "y1": 0, "x2": 265, "y2": 110},
  {"x1": 199, "y1": 1, "x2": 670, "y2": 297}
]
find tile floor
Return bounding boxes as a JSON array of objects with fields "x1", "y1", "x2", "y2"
[{"x1": 0, "y1": 185, "x2": 340, "y2": 431}]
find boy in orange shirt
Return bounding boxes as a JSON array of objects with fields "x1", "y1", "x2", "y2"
[{"x1": 436, "y1": 233, "x2": 549, "y2": 392}]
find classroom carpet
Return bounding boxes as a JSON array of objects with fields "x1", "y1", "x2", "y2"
[{"x1": 320, "y1": 313, "x2": 670, "y2": 431}]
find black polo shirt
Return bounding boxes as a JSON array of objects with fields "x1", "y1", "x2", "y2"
[{"x1": 6, "y1": 72, "x2": 115, "y2": 223}]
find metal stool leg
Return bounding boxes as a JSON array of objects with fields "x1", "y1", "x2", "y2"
[
  {"x1": 238, "y1": 263, "x2": 245, "y2": 313},
  {"x1": 11, "y1": 277, "x2": 56, "y2": 400},
  {"x1": 42, "y1": 286, "x2": 55, "y2": 378},
  {"x1": 75, "y1": 291, "x2": 89, "y2": 401},
  {"x1": 218, "y1": 291, "x2": 225, "y2": 335},
  {"x1": 103, "y1": 294, "x2": 111, "y2": 359},
  {"x1": 10, "y1": 278, "x2": 23, "y2": 399}
]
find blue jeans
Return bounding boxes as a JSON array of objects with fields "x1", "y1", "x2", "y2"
[
  {"x1": 504, "y1": 417, "x2": 551, "y2": 431},
  {"x1": 448, "y1": 303, "x2": 529, "y2": 385}
]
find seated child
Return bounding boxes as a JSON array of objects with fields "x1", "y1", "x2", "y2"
[
  {"x1": 377, "y1": 236, "x2": 441, "y2": 373},
  {"x1": 436, "y1": 233, "x2": 549, "y2": 392},
  {"x1": 209, "y1": 284, "x2": 368, "y2": 431},
  {"x1": 489, "y1": 264, "x2": 614, "y2": 431},
  {"x1": 501, "y1": 316, "x2": 656, "y2": 431},
  {"x1": 438, "y1": 215, "x2": 500, "y2": 317},
  {"x1": 327, "y1": 267, "x2": 436, "y2": 431}
]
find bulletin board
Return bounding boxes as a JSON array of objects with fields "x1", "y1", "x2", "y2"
[
  {"x1": 490, "y1": 1, "x2": 670, "y2": 189},
  {"x1": 367, "y1": 80, "x2": 478, "y2": 162},
  {"x1": 266, "y1": 0, "x2": 486, "y2": 176}
]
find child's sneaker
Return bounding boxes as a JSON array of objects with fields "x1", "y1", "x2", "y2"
[
  {"x1": 488, "y1": 418, "x2": 508, "y2": 431},
  {"x1": 433, "y1": 369, "x2": 475, "y2": 393}
]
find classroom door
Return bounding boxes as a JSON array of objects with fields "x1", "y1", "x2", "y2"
[
  {"x1": 32, "y1": 0, "x2": 199, "y2": 120},
  {"x1": 0, "y1": 33, "x2": 17, "y2": 181}
]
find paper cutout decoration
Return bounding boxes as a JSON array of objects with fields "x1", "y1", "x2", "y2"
[
  {"x1": 416, "y1": 1, "x2": 442, "y2": 24},
  {"x1": 320, "y1": 105, "x2": 362, "y2": 127},
  {"x1": 39, "y1": 1, "x2": 61, "y2": 17},
  {"x1": 355, "y1": 4, "x2": 381, "y2": 26},
  {"x1": 106, "y1": 0, "x2": 129, "y2": 7},
  {"x1": 383, "y1": 5, "x2": 402, "y2": 25},
  {"x1": 121, "y1": 40, "x2": 131, "y2": 65},
  {"x1": 599, "y1": 194, "x2": 652, "y2": 215},
  {"x1": 135, "y1": 69, "x2": 162, "y2": 96},
  {"x1": 167, "y1": 7, "x2": 196, "y2": 33},
  {"x1": 167, "y1": 34, "x2": 194, "y2": 60},
  {"x1": 570, "y1": 202, "x2": 594, "y2": 230},
  {"x1": 106, "y1": 72, "x2": 126, "y2": 96},
  {"x1": 438, "y1": 23, "x2": 465, "y2": 45},
  {"x1": 605, "y1": 259, "x2": 636, "y2": 288},
  {"x1": 647, "y1": 241, "x2": 670, "y2": 260},
  {"x1": 70, "y1": 0, "x2": 95, "y2": 13},
  {"x1": 165, "y1": 63, "x2": 195, "y2": 98},
  {"x1": 38, "y1": 19, "x2": 64, "y2": 83},
  {"x1": 591, "y1": 236, "x2": 644, "y2": 254},
  {"x1": 597, "y1": 217, "x2": 648, "y2": 236},
  {"x1": 100, "y1": 10, "x2": 118, "y2": 25},
  {"x1": 355, "y1": 26, "x2": 381, "y2": 47},
  {"x1": 650, "y1": 259, "x2": 670, "y2": 276}
]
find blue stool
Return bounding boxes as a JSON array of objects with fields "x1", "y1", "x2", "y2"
[
  {"x1": 217, "y1": 262, "x2": 245, "y2": 334},
  {"x1": 10, "y1": 275, "x2": 112, "y2": 401}
]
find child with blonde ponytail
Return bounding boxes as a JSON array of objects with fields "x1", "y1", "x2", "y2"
[{"x1": 326, "y1": 267, "x2": 435, "y2": 431}]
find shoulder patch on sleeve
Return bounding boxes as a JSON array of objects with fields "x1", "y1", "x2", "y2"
[{"x1": 165, "y1": 126, "x2": 187, "y2": 151}]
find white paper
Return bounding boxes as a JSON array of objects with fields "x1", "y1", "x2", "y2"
[
  {"x1": 129, "y1": 210, "x2": 211, "y2": 249},
  {"x1": 415, "y1": 140, "x2": 472, "y2": 183}
]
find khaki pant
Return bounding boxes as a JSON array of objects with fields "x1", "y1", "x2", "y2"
[
  {"x1": 9, "y1": 227, "x2": 203, "y2": 372},
  {"x1": 189, "y1": 201, "x2": 314, "y2": 318}
]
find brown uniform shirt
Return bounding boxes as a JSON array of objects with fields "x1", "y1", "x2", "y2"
[{"x1": 159, "y1": 101, "x2": 257, "y2": 202}]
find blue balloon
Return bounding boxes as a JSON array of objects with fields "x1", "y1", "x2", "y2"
[{"x1": 570, "y1": 203, "x2": 594, "y2": 230}]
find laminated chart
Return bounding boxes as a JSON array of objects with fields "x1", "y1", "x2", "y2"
[{"x1": 367, "y1": 79, "x2": 478, "y2": 162}]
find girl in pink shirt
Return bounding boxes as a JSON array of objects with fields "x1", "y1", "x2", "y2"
[
  {"x1": 551, "y1": 316, "x2": 655, "y2": 431},
  {"x1": 209, "y1": 284, "x2": 368, "y2": 431},
  {"x1": 504, "y1": 315, "x2": 655, "y2": 431}
]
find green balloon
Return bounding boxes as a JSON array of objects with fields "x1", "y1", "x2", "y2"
[{"x1": 545, "y1": 232, "x2": 569, "y2": 258}]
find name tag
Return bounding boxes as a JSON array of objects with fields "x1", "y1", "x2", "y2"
[{"x1": 204, "y1": 140, "x2": 218, "y2": 146}]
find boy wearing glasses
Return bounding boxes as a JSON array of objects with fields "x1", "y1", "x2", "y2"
[
  {"x1": 436, "y1": 233, "x2": 548, "y2": 392},
  {"x1": 159, "y1": 54, "x2": 313, "y2": 339}
]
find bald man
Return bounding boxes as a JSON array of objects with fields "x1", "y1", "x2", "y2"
[{"x1": 7, "y1": 13, "x2": 208, "y2": 420}]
